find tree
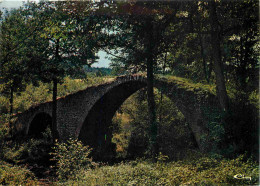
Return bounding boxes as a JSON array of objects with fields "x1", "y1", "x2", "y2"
[
  {"x1": 165, "y1": 1, "x2": 257, "y2": 110},
  {"x1": 103, "y1": 1, "x2": 183, "y2": 157},
  {"x1": 219, "y1": 0, "x2": 259, "y2": 93},
  {"x1": 23, "y1": 1, "x2": 102, "y2": 140},
  {"x1": 0, "y1": 8, "x2": 34, "y2": 116},
  {"x1": 0, "y1": 1, "x2": 102, "y2": 140},
  {"x1": 208, "y1": 1, "x2": 230, "y2": 111}
]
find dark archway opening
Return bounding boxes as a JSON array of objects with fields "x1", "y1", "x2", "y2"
[
  {"x1": 25, "y1": 112, "x2": 54, "y2": 177},
  {"x1": 78, "y1": 80, "x2": 146, "y2": 161},
  {"x1": 28, "y1": 112, "x2": 52, "y2": 138}
]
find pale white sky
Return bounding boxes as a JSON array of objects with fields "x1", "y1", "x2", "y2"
[
  {"x1": 0, "y1": 1, "x2": 25, "y2": 10},
  {"x1": 0, "y1": 0, "x2": 111, "y2": 68}
]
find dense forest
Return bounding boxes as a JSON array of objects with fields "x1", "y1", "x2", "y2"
[{"x1": 0, "y1": 1, "x2": 259, "y2": 185}]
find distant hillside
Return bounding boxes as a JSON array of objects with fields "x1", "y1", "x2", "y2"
[{"x1": 84, "y1": 66, "x2": 112, "y2": 76}]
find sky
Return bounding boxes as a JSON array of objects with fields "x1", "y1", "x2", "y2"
[{"x1": 0, "y1": 0, "x2": 111, "y2": 68}]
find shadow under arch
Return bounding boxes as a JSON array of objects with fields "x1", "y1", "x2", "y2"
[
  {"x1": 78, "y1": 80, "x2": 147, "y2": 159},
  {"x1": 28, "y1": 112, "x2": 52, "y2": 138}
]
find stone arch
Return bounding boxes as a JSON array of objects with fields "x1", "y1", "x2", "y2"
[
  {"x1": 78, "y1": 80, "x2": 147, "y2": 148},
  {"x1": 28, "y1": 112, "x2": 52, "y2": 138},
  {"x1": 77, "y1": 78, "x2": 204, "y2": 158}
]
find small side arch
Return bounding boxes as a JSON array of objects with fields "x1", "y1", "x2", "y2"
[{"x1": 28, "y1": 112, "x2": 52, "y2": 138}]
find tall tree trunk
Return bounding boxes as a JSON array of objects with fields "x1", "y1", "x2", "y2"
[
  {"x1": 209, "y1": 1, "x2": 229, "y2": 111},
  {"x1": 199, "y1": 32, "x2": 209, "y2": 83},
  {"x1": 158, "y1": 53, "x2": 167, "y2": 151},
  {"x1": 52, "y1": 78, "x2": 59, "y2": 141},
  {"x1": 9, "y1": 84, "x2": 14, "y2": 137},
  {"x1": 147, "y1": 54, "x2": 157, "y2": 156},
  {"x1": 208, "y1": 54, "x2": 213, "y2": 80},
  {"x1": 9, "y1": 84, "x2": 13, "y2": 116},
  {"x1": 145, "y1": 18, "x2": 157, "y2": 157},
  {"x1": 52, "y1": 39, "x2": 60, "y2": 141}
]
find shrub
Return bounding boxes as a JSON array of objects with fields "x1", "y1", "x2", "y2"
[
  {"x1": 1, "y1": 127, "x2": 53, "y2": 165},
  {"x1": 51, "y1": 138, "x2": 94, "y2": 181},
  {"x1": 0, "y1": 161, "x2": 38, "y2": 185},
  {"x1": 223, "y1": 100, "x2": 259, "y2": 160}
]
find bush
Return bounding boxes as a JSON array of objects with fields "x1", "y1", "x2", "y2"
[
  {"x1": 0, "y1": 161, "x2": 38, "y2": 185},
  {"x1": 51, "y1": 138, "x2": 94, "y2": 181},
  {"x1": 223, "y1": 100, "x2": 259, "y2": 160},
  {"x1": 1, "y1": 127, "x2": 53, "y2": 165}
]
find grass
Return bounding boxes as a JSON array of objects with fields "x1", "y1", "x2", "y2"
[
  {"x1": 61, "y1": 155, "x2": 259, "y2": 185},
  {"x1": 0, "y1": 148, "x2": 258, "y2": 185},
  {"x1": 158, "y1": 74, "x2": 217, "y2": 95}
]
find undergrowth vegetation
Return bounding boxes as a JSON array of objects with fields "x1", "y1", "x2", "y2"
[
  {"x1": 61, "y1": 154, "x2": 259, "y2": 185},
  {"x1": 0, "y1": 76, "x2": 113, "y2": 114},
  {"x1": 111, "y1": 88, "x2": 197, "y2": 160},
  {"x1": 51, "y1": 138, "x2": 94, "y2": 181},
  {"x1": 0, "y1": 161, "x2": 38, "y2": 185}
]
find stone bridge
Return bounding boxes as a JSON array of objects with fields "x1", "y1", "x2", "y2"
[{"x1": 14, "y1": 75, "x2": 221, "y2": 154}]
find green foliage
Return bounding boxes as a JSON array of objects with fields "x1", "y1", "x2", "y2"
[
  {"x1": 14, "y1": 82, "x2": 52, "y2": 112},
  {"x1": 222, "y1": 100, "x2": 259, "y2": 159},
  {"x1": 248, "y1": 90, "x2": 259, "y2": 109},
  {"x1": 112, "y1": 90, "x2": 150, "y2": 158},
  {"x1": 159, "y1": 75, "x2": 216, "y2": 95},
  {"x1": 111, "y1": 88, "x2": 196, "y2": 160},
  {"x1": 112, "y1": 132, "x2": 130, "y2": 158},
  {"x1": 199, "y1": 95, "x2": 259, "y2": 160},
  {"x1": 0, "y1": 124, "x2": 51, "y2": 184},
  {"x1": 61, "y1": 155, "x2": 259, "y2": 185},
  {"x1": 1, "y1": 127, "x2": 53, "y2": 165},
  {"x1": 0, "y1": 81, "x2": 52, "y2": 114},
  {"x1": 0, "y1": 161, "x2": 38, "y2": 185},
  {"x1": 51, "y1": 138, "x2": 94, "y2": 181},
  {"x1": 0, "y1": 96, "x2": 9, "y2": 114},
  {"x1": 57, "y1": 77, "x2": 87, "y2": 97},
  {"x1": 0, "y1": 76, "x2": 112, "y2": 114},
  {"x1": 0, "y1": 121, "x2": 12, "y2": 161},
  {"x1": 0, "y1": 8, "x2": 33, "y2": 95},
  {"x1": 19, "y1": 1, "x2": 100, "y2": 84},
  {"x1": 185, "y1": 155, "x2": 259, "y2": 185},
  {"x1": 199, "y1": 106, "x2": 225, "y2": 156}
]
